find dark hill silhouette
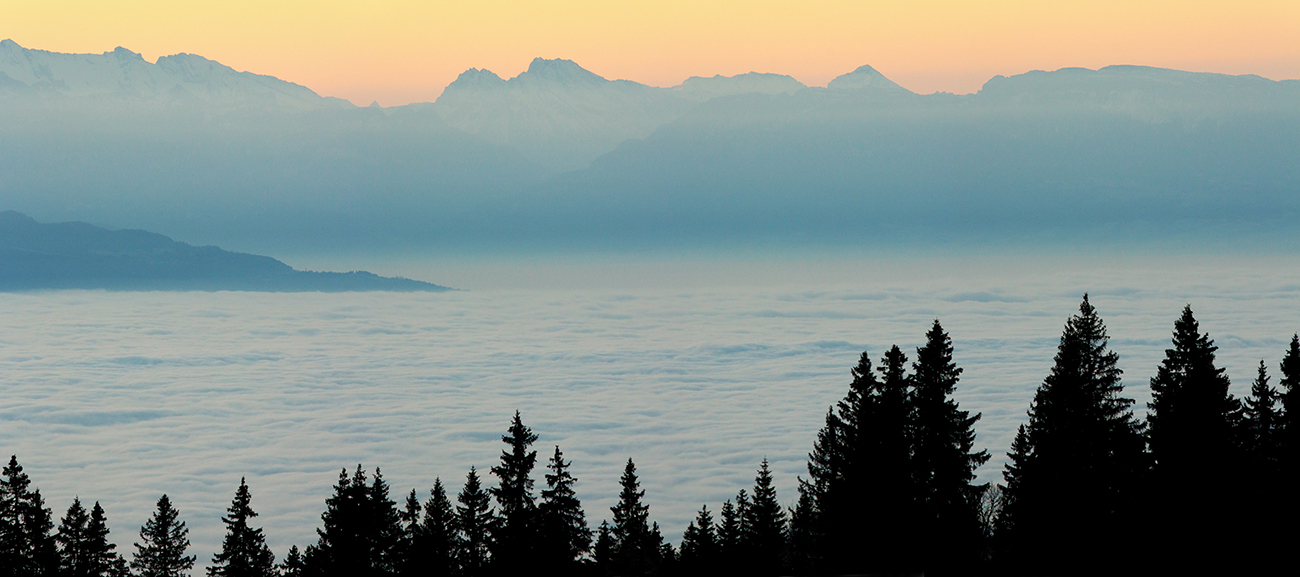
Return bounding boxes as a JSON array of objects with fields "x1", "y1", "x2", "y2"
[{"x1": 0, "y1": 211, "x2": 451, "y2": 292}]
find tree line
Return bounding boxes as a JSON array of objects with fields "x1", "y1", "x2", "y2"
[{"x1": 3, "y1": 296, "x2": 1296, "y2": 576}]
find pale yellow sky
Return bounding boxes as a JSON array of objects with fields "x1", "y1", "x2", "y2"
[{"x1": 6, "y1": 1, "x2": 1299, "y2": 106}]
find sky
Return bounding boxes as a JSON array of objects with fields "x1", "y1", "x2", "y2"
[{"x1": 5, "y1": 1, "x2": 1299, "y2": 106}]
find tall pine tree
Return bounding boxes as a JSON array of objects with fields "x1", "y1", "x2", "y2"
[
  {"x1": 456, "y1": 467, "x2": 493, "y2": 576},
  {"x1": 304, "y1": 465, "x2": 403, "y2": 576},
  {"x1": 910, "y1": 320, "x2": 989, "y2": 570},
  {"x1": 743, "y1": 459, "x2": 787, "y2": 575},
  {"x1": 677, "y1": 505, "x2": 717, "y2": 575},
  {"x1": 86, "y1": 502, "x2": 129, "y2": 577},
  {"x1": 996, "y1": 296, "x2": 1148, "y2": 572},
  {"x1": 0, "y1": 456, "x2": 58, "y2": 576},
  {"x1": 538, "y1": 446, "x2": 591, "y2": 566},
  {"x1": 131, "y1": 495, "x2": 195, "y2": 577},
  {"x1": 57, "y1": 497, "x2": 92, "y2": 577},
  {"x1": 609, "y1": 459, "x2": 655, "y2": 576},
  {"x1": 1146, "y1": 306, "x2": 1242, "y2": 570},
  {"x1": 488, "y1": 411, "x2": 539, "y2": 568},
  {"x1": 207, "y1": 478, "x2": 275, "y2": 577},
  {"x1": 1242, "y1": 360, "x2": 1282, "y2": 473},
  {"x1": 424, "y1": 479, "x2": 459, "y2": 576}
]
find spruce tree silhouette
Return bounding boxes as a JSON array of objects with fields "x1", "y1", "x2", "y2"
[
  {"x1": 1243, "y1": 360, "x2": 1282, "y2": 473},
  {"x1": 610, "y1": 459, "x2": 654, "y2": 576},
  {"x1": 592, "y1": 521, "x2": 615, "y2": 572},
  {"x1": 278, "y1": 546, "x2": 305, "y2": 577},
  {"x1": 996, "y1": 296, "x2": 1147, "y2": 573},
  {"x1": 744, "y1": 459, "x2": 788, "y2": 575},
  {"x1": 910, "y1": 320, "x2": 989, "y2": 570},
  {"x1": 455, "y1": 467, "x2": 493, "y2": 576},
  {"x1": 208, "y1": 478, "x2": 276, "y2": 577},
  {"x1": 677, "y1": 505, "x2": 718, "y2": 575},
  {"x1": 56, "y1": 497, "x2": 91, "y2": 577},
  {"x1": 1280, "y1": 335, "x2": 1300, "y2": 474},
  {"x1": 716, "y1": 498, "x2": 741, "y2": 567},
  {"x1": 539, "y1": 446, "x2": 591, "y2": 567},
  {"x1": 1, "y1": 456, "x2": 59, "y2": 576},
  {"x1": 86, "y1": 502, "x2": 129, "y2": 577},
  {"x1": 787, "y1": 483, "x2": 821, "y2": 574},
  {"x1": 131, "y1": 495, "x2": 195, "y2": 577},
  {"x1": 412, "y1": 479, "x2": 458, "y2": 576},
  {"x1": 488, "y1": 411, "x2": 539, "y2": 569},
  {"x1": 304, "y1": 465, "x2": 403, "y2": 576},
  {"x1": 1146, "y1": 306, "x2": 1242, "y2": 571}
]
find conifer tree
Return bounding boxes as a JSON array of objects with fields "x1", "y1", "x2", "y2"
[
  {"x1": 677, "y1": 505, "x2": 717, "y2": 575},
  {"x1": 86, "y1": 502, "x2": 129, "y2": 577},
  {"x1": 131, "y1": 495, "x2": 195, "y2": 577},
  {"x1": 744, "y1": 459, "x2": 787, "y2": 575},
  {"x1": 786, "y1": 483, "x2": 821, "y2": 575},
  {"x1": 1242, "y1": 360, "x2": 1282, "y2": 472},
  {"x1": 910, "y1": 320, "x2": 989, "y2": 569},
  {"x1": 456, "y1": 467, "x2": 493, "y2": 575},
  {"x1": 996, "y1": 296, "x2": 1147, "y2": 571},
  {"x1": 207, "y1": 478, "x2": 275, "y2": 577},
  {"x1": 278, "y1": 546, "x2": 304, "y2": 577},
  {"x1": 610, "y1": 459, "x2": 654, "y2": 576},
  {"x1": 0, "y1": 456, "x2": 58, "y2": 576},
  {"x1": 1146, "y1": 306, "x2": 1243, "y2": 570},
  {"x1": 400, "y1": 488, "x2": 421, "y2": 563},
  {"x1": 1281, "y1": 335, "x2": 1300, "y2": 465},
  {"x1": 305, "y1": 465, "x2": 404, "y2": 576},
  {"x1": 57, "y1": 497, "x2": 91, "y2": 577},
  {"x1": 539, "y1": 446, "x2": 591, "y2": 565},
  {"x1": 417, "y1": 479, "x2": 458, "y2": 576},
  {"x1": 716, "y1": 499, "x2": 740, "y2": 564},
  {"x1": 593, "y1": 521, "x2": 615, "y2": 572},
  {"x1": 488, "y1": 411, "x2": 539, "y2": 568}
]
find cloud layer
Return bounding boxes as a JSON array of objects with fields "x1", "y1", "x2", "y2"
[{"x1": 2, "y1": 255, "x2": 1298, "y2": 566}]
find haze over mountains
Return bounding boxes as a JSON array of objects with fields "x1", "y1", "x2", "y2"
[{"x1": 2, "y1": 39, "x2": 1297, "y2": 256}]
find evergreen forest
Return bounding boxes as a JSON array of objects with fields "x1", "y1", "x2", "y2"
[{"x1": 3, "y1": 297, "x2": 1297, "y2": 576}]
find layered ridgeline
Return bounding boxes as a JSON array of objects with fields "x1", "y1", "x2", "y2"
[
  {"x1": 2, "y1": 39, "x2": 1298, "y2": 253},
  {"x1": 0, "y1": 211, "x2": 449, "y2": 291}
]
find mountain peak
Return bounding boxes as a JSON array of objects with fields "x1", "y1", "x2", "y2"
[
  {"x1": 111, "y1": 46, "x2": 144, "y2": 61},
  {"x1": 523, "y1": 58, "x2": 605, "y2": 84},
  {"x1": 827, "y1": 64, "x2": 910, "y2": 93}
]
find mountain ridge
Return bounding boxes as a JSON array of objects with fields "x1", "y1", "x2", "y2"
[{"x1": 0, "y1": 211, "x2": 451, "y2": 292}]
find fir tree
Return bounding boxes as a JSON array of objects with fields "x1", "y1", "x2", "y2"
[
  {"x1": 1146, "y1": 306, "x2": 1243, "y2": 570},
  {"x1": 786, "y1": 482, "x2": 821, "y2": 575},
  {"x1": 131, "y1": 495, "x2": 195, "y2": 577},
  {"x1": 910, "y1": 320, "x2": 989, "y2": 569},
  {"x1": 592, "y1": 521, "x2": 615, "y2": 572},
  {"x1": 456, "y1": 467, "x2": 493, "y2": 576},
  {"x1": 744, "y1": 459, "x2": 788, "y2": 575},
  {"x1": 1242, "y1": 360, "x2": 1282, "y2": 471},
  {"x1": 278, "y1": 546, "x2": 305, "y2": 577},
  {"x1": 417, "y1": 479, "x2": 458, "y2": 577},
  {"x1": 996, "y1": 296, "x2": 1147, "y2": 571},
  {"x1": 538, "y1": 446, "x2": 591, "y2": 565},
  {"x1": 1281, "y1": 335, "x2": 1300, "y2": 466},
  {"x1": 306, "y1": 465, "x2": 404, "y2": 576},
  {"x1": 610, "y1": 459, "x2": 654, "y2": 576},
  {"x1": 399, "y1": 489, "x2": 421, "y2": 567},
  {"x1": 488, "y1": 411, "x2": 539, "y2": 568},
  {"x1": 677, "y1": 505, "x2": 717, "y2": 575},
  {"x1": 0, "y1": 456, "x2": 58, "y2": 576},
  {"x1": 86, "y1": 502, "x2": 129, "y2": 577},
  {"x1": 57, "y1": 497, "x2": 91, "y2": 577},
  {"x1": 207, "y1": 478, "x2": 275, "y2": 577},
  {"x1": 716, "y1": 499, "x2": 740, "y2": 564}
]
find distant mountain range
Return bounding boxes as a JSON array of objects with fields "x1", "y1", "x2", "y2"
[
  {"x1": 2, "y1": 39, "x2": 1298, "y2": 254},
  {"x1": 0, "y1": 211, "x2": 450, "y2": 292}
]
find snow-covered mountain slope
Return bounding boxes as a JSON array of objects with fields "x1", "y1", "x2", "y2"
[
  {"x1": 0, "y1": 39, "x2": 351, "y2": 111},
  {"x1": 673, "y1": 72, "x2": 806, "y2": 101},
  {"x1": 425, "y1": 58, "x2": 695, "y2": 171}
]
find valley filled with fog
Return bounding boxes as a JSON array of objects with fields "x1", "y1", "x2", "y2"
[{"x1": 4, "y1": 254, "x2": 1298, "y2": 563}]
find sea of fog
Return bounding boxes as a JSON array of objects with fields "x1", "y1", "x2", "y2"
[{"x1": 3, "y1": 252, "x2": 1299, "y2": 566}]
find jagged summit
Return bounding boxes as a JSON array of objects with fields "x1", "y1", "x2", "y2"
[
  {"x1": 0, "y1": 39, "x2": 351, "y2": 110},
  {"x1": 523, "y1": 57, "x2": 606, "y2": 84},
  {"x1": 826, "y1": 64, "x2": 911, "y2": 93}
]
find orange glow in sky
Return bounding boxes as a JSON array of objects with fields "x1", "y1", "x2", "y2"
[{"x1": 5, "y1": 1, "x2": 1299, "y2": 106}]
